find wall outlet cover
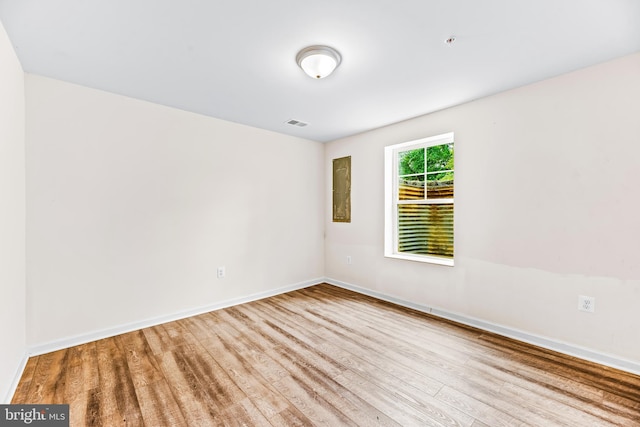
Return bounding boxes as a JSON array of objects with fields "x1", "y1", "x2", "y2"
[{"x1": 578, "y1": 295, "x2": 595, "y2": 313}]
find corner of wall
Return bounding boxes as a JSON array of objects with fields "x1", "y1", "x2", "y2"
[{"x1": 0, "y1": 18, "x2": 27, "y2": 403}]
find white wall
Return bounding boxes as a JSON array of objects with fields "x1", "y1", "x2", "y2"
[
  {"x1": 0, "y1": 20, "x2": 26, "y2": 402},
  {"x1": 25, "y1": 75, "x2": 325, "y2": 346},
  {"x1": 325, "y1": 53, "x2": 640, "y2": 365}
]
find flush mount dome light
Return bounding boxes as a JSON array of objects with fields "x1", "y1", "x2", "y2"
[{"x1": 296, "y1": 45, "x2": 341, "y2": 79}]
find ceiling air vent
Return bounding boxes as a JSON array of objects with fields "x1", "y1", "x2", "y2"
[{"x1": 285, "y1": 119, "x2": 308, "y2": 127}]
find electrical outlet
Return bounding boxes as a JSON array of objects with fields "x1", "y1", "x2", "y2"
[
  {"x1": 217, "y1": 266, "x2": 225, "y2": 279},
  {"x1": 578, "y1": 295, "x2": 595, "y2": 313},
  {"x1": 346, "y1": 256, "x2": 352, "y2": 265}
]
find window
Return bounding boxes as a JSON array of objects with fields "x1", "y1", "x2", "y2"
[{"x1": 384, "y1": 132, "x2": 454, "y2": 266}]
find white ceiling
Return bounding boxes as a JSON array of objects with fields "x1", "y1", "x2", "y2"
[{"x1": 1, "y1": 0, "x2": 639, "y2": 142}]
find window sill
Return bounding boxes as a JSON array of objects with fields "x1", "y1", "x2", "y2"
[{"x1": 384, "y1": 252, "x2": 454, "y2": 267}]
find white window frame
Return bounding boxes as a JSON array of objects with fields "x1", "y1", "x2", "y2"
[{"x1": 384, "y1": 132, "x2": 454, "y2": 266}]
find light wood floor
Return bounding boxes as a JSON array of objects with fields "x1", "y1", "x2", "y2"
[{"x1": 12, "y1": 284, "x2": 640, "y2": 426}]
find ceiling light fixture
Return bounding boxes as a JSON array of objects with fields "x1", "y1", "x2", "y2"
[{"x1": 296, "y1": 45, "x2": 341, "y2": 79}]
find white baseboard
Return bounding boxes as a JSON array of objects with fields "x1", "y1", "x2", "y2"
[
  {"x1": 4, "y1": 351, "x2": 29, "y2": 404},
  {"x1": 325, "y1": 277, "x2": 640, "y2": 377},
  {"x1": 28, "y1": 278, "x2": 324, "y2": 357}
]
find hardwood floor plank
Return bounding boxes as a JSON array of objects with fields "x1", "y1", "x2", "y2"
[
  {"x1": 270, "y1": 373, "x2": 357, "y2": 427},
  {"x1": 59, "y1": 343, "x2": 99, "y2": 426},
  {"x1": 94, "y1": 337, "x2": 144, "y2": 425},
  {"x1": 76, "y1": 342, "x2": 100, "y2": 393},
  {"x1": 258, "y1": 297, "x2": 439, "y2": 380},
  {"x1": 24, "y1": 348, "x2": 69, "y2": 404},
  {"x1": 247, "y1": 298, "x2": 460, "y2": 411},
  {"x1": 603, "y1": 390, "x2": 640, "y2": 418},
  {"x1": 255, "y1": 293, "x2": 474, "y2": 425},
  {"x1": 142, "y1": 324, "x2": 174, "y2": 355},
  {"x1": 464, "y1": 357, "x2": 636, "y2": 426},
  {"x1": 133, "y1": 380, "x2": 188, "y2": 427},
  {"x1": 269, "y1": 407, "x2": 314, "y2": 427},
  {"x1": 180, "y1": 316, "x2": 292, "y2": 420},
  {"x1": 222, "y1": 398, "x2": 273, "y2": 426},
  {"x1": 66, "y1": 391, "x2": 89, "y2": 427},
  {"x1": 470, "y1": 420, "x2": 492, "y2": 427},
  {"x1": 465, "y1": 354, "x2": 606, "y2": 404},
  {"x1": 119, "y1": 330, "x2": 165, "y2": 387},
  {"x1": 155, "y1": 347, "x2": 232, "y2": 426},
  {"x1": 177, "y1": 346, "x2": 247, "y2": 411},
  {"x1": 221, "y1": 306, "x2": 345, "y2": 378},
  {"x1": 216, "y1": 308, "x2": 404, "y2": 427},
  {"x1": 304, "y1": 286, "x2": 492, "y2": 361},
  {"x1": 202, "y1": 310, "x2": 359, "y2": 426},
  {"x1": 479, "y1": 331, "x2": 640, "y2": 399},
  {"x1": 84, "y1": 387, "x2": 101, "y2": 426},
  {"x1": 118, "y1": 325, "x2": 186, "y2": 426},
  {"x1": 498, "y1": 382, "x2": 620, "y2": 427},
  {"x1": 335, "y1": 369, "x2": 473, "y2": 427},
  {"x1": 10, "y1": 283, "x2": 640, "y2": 426},
  {"x1": 265, "y1": 294, "x2": 505, "y2": 397},
  {"x1": 10, "y1": 356, "x2": 38, "y2": 403},
  {"x1": 435, "y1": 385, "x2": 528, "y2": 427}
]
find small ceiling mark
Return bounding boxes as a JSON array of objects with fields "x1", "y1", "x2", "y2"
[
  {"x1": 286, "y1": 119, "x2": 308, "y2": 127},
  {"x1": 445, "y1": 36, "x2": 456, "y2": 46}
]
